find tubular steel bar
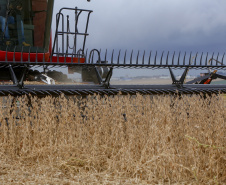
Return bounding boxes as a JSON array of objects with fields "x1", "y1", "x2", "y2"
[
  {"x1": 0, "y1": 49, "x2": 226, "y2": 69},
  {"x1": 0, "y1": 84, "x2": 225, "y2": 97}
]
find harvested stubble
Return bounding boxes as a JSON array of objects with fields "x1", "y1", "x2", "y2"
[{"x1": 0, "y1": 94, "x2": 225, "y2": 184}]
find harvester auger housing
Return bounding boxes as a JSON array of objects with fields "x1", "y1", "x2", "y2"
[{"x1": 0, "y1": 0, "x2": 225, "y2": 97}]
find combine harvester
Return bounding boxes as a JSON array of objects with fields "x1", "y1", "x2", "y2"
[{"x1": 0, "y1": 0, "x2": 226, "y2": 97}]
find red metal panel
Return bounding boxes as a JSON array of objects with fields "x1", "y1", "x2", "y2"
[
  {"x1": 0, "y1": 51, "x2": 85, "y2": 63},
  {"x1": 50, "y1": 56, "x2": 85, "y2": 63},
  {"x1": 32, "y1": 0, "x2": 47, "y2": 47},
  {"x1": 0, "y1": 51, "x2": 50, "y2": 62}
]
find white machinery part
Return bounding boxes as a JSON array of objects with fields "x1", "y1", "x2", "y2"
[{"x1": 40, "y1": 74, "x2": 55, "y2": 85}]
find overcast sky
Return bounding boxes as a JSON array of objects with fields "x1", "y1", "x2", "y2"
[
  {"x1": 53, "y1": 0, "x2": 226, "y2": 77},
  {"x1": 53, "y1": 0, "x2": 226, "y2": 52}
]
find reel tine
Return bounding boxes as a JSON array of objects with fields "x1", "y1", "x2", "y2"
[
  {"x1": 98, "y1": 49, "x2": 101, "y2": 63},
  {"x1": 221, "y1": 53, "x2": 225, "y2": 65},
  {"x1": 142, "y1": 50, "x2": 145, "y2": 65},
  {"x1": 183, "y1": 52, "x2": 186, "y2": 66},
  {"x1": 205, "y1": 52, "x2": 208, "y2": 66},
  {"x1": 5, "y1": 45, "x2": 8, "y2": 61},
  {"x1": 200, "y1": 52, "x2": 203, "y2": 66},
  {"x1": 111, "y1": 49, "x2": 114, "y2": 64},
  {"x1": 136, "y1": 50, "x2": 140, "y2": 65},
  {"x1": 21, "y1": 46, "x2": 24, "y2": 63},
  {"x1": 49, "y1": 50, "x2": 52, "y2": 63},
  {"x1": 211, "y1": 52, "x2": 214, "y2": 66},
  {"x1": 105, "y1": 49, "x2": 107, "y2": 62},
  {"x1": 91, "y1": 50, "x2": 94, "y2": 63},
  {"x1": 216, "y1": 52, "x2": 219, "y2": 66},
  {"x1": 160, "y1": 51, "x2": 164, "y2": 65},
  {"x1": 189, "y1": 52, "x2": 192, "y2": 65},
  {"x1": 124, "y1": 50, "x2": 127, "y2": 64},
  {"x1": 71, "y1": 46, "x2": 74, "y2": 63},
  {"x1": 172, "y1": 51, "x2": 175, "y2": 65},
  {"x1": 130, "y1": 50, "x2": 133, "y2": 64},
  {"x1": 13, "y1": 46, "x2": 16, "y2": 62},
  {"x1": 35, "y1": 47, "x2": 38, "y2": 63},
  {"x1": 117, "y1": 49, "x2": 121, "y2": 64},
  {"x1": 194, "y1": 52, "x2": 198, "y2": 66},
  {"x1": 28, "y1": 46, "x2": 31, "y2": 62},
  {"x1": 78, "y1": 52, "x2": 80, "y2": 64},
  {"x1": 148, "y1": 50, "x2": 152, "y2": 65},
  {"x1": 154, "y1": 51, "x2": 157, "y2": 65},
  {"x1": 43, "y1": 50, "x2": 45, "y2": 63},
  {"x1": 177, "y1": 51, "x2": 180, "y2": 65},
  {"x1": 166, "y1": 51, "x2": 169, "y2": 65}
]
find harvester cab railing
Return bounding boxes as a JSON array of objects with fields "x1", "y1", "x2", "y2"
[{"x1": 52, "y1": 7, "x2": 92, "y2": 60}]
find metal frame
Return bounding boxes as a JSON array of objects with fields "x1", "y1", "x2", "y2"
[
  {"x1": 52, "y1": 7, "x2": 92, "y2": 58},
  {"x1": 0, "y1": 83, "x2": 225, "y2": 97},
  {"x1": 0, "y1": 7, "x2": 225, "y2": 97},
  {"x1": 0, "y1": 49, "x2": 226, "y2": 68}
]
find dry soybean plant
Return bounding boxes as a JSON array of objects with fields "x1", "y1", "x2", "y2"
[{"x1": 0, "y1": 94, "x2": 225, "y2": 184}]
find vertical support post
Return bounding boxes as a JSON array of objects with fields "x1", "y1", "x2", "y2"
[
  {"x1": 9, "y1": 65, "x2": 18, "y2": 85},
  {"x1": 74, "y1": 7, "x2": 78, "y2": 55},
  {"x1": 83, "y1": 11, "x2": 92, "y2": 52},
  {"x1": 18, "y1": 65, "x2": 28, "y2": 88},
  {"x1": 103, "y1": 67, "x2": 113, "y2": 88},
  {"x1": 16, "y1": 15, "x2": 23, "y2": 45},
  {"x1": 94, "y1": 67, "x2": 103, "y2": 85}
]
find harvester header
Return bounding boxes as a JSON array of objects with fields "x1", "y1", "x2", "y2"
[{"x1": 0, "y1": 0, "x2": 225, "y2": 97}]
